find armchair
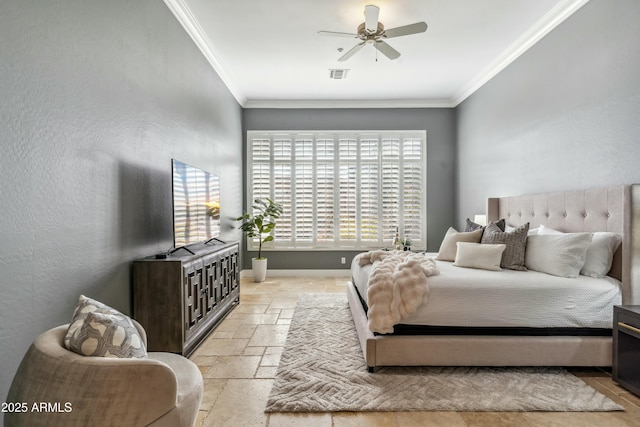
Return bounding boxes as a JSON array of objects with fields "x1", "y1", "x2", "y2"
[{"x1": 5, "y1": 320, "x2": 203, "y2": 427}]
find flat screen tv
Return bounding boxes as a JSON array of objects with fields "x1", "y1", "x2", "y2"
[{"x1": 172, "y1": 159, "x2": 221, "y2": 248}]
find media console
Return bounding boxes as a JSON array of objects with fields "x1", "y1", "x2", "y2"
[{"x1": 133, "y1": 241, "x2": 239, "y2": 356}]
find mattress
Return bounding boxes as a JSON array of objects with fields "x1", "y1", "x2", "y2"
[{"x1": 351, "y1": 252, "x2": 622, "y2": 329}]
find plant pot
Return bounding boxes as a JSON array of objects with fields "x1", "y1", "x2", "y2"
[{"x1": 252, "y1": 257, "x2": 268, "y2": 283}]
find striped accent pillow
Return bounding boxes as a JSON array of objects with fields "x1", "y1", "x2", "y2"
[{"x1": 481, "y1": 222, "x2": 530, "y2": 270}]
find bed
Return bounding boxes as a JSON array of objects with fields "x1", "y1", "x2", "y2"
[{"x1": 347, "y1": 185, "x2": 640, "y2": 371}]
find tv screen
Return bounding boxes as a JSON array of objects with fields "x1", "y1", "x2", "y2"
[{"x1": 172, "y1": 159, "x2": 221, "y2": 248}]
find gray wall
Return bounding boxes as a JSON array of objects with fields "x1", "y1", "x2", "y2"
[
  {"x1": 0, "y1": 0, "x2": 243, "y2": 403},
  {"x1": 456, "y1": 0, "x2": 640, "y2": 226},
  {"x1": 242, "y1": 108, "x2": 456, "y2": 269}
]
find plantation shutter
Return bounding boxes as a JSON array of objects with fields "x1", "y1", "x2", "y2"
[
  {"x1": 316, "y1": 136, "x2": 335, "y2": 244},
  {"x1": 293, "y1": 137, "x2": 313, "y2": 244},
  {"x1": 247, "y1": 131, "x2": 425, "y2": 250}
]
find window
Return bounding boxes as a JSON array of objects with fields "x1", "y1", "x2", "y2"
[{"x1": 246, "y1": 131, "x2": 426, "y2": 250}]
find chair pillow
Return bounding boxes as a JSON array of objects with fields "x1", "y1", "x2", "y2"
[
  {"x1": 480, "y1": 222, "x2": 529, "y2": 270},
  {"x1": 525, "y1": 234, "x2": 593, "y2": 278},
  {"x1": 453, "y1": 242, "x2": 506, "y2": 271},
  {"x1": 435, "y1": 227, "x2": 483, "y2": 261},
  {"x1": 65, "y1": 295, "x2": 147, "y2": 358}
]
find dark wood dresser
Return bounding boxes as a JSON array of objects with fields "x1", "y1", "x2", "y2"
[
  {"x1": 133, "y1": 241, "x2": 239, "y2": 356},
  {"x1": 613, "y1": 305, "x2": 640, "y2": 397}
]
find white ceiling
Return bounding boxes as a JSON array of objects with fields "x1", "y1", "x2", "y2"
[{"x1": 165, "y1": 0, "x2": 588, "y2": 108}]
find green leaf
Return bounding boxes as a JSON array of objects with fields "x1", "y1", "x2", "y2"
[{"x1": 236, "y1": 197, "x2": 284, "y2": 246}]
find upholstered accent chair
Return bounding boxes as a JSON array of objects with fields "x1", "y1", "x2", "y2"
[{"x1": 5, "y1": 320, "x2": 203, "y2": 427}]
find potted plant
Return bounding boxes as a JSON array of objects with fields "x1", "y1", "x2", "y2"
[{"x1": 236, "y1": 198, "x2": 283, "y2": 282}]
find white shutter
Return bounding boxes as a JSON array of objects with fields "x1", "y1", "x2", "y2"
[
  {"x1": 316, "y1": 137, "x2": 334, "y2": 160},
  {"x1": 294, "y1": 136, "x2": 313, "y2": 159},
  {"x1": 246, "y1": 131, "x2": 426, "y2": 250},
  {"x1": 338, "y1": 163, "x2": 357, "y2": 242},
  {"x1": 252, "y1": 137, "x2": 270, "y2": 161},
  {"x1": 316, "y1": 162, "x2": 335, "y2": 243},
  {"x1": 294, "y1": 162, "x2": 313, "y2": 242},
  {"x1": 273, "y1": 163, "x2": 292, "y2": 244},
  {"x1": 381, "y1": 162, "x2": 400, "y2": 242},
  {"x1": 360, "y1": 163, "x2": 379, "y2": 242},
  {"x1": 402, "y1": 137, "x2": 424, "y2": 247}
]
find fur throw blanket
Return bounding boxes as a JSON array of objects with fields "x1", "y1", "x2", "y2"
[{"x1": 358, "y1": 250, "x2": 439, "y2": 334}]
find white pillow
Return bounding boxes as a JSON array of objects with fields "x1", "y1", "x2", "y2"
[
  {"x1": 580, "y1": 232, "x2": 622, "y2": 278},
  {"x1": 435, "y1": 227, "x2": 483, "y2": 261},
  {"x1": 538, "y1": 225, "x2": 563, "y2": 235},
  {"x1": 525, "y1": 234, "x2": 592, "y2": 278},
  {"x1": 507, "y1": 224, "x2": 539, "y2": 235},
  {"x1": 453, "y1": 242, "x2": 506, "y2": 271},
  {"x1": 537, "y1": 225, "x2": 621, "y2": 278}
]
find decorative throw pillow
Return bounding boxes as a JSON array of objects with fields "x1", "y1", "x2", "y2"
[
  {"x1": 65, "y1": 295, "x2": 147, "y2": 358},
  {"x1": 435, "y1": 227, "x2": 483, "y2": 261},
  {"x1": 525, "y1": 234, "x2": 593, "y2": 278},
  {"x1": 481, "y1": 222, "x2": 530, "y2": 270},
  {"x1": 465, "y1": 218, "x2": 483, "y2": 232},
  {"x1": 453, "y1": 242, "x2": 506, "y2": 271},
  {"x1": 465, "y1": 218, "x2": 505, "y2": 233}
]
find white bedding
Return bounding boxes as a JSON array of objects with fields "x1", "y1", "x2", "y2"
[{"x1": 352, "y1": 252, "x2": 621, "y2": 329}]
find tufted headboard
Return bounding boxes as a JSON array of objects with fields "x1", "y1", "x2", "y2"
[{"x1": 487, "y1": 185, "x2": 639, "y2": 304}]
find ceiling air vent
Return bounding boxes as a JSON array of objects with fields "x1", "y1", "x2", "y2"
[{"x1": 329, "y1": 69, "x2": 349, "y2": 80}]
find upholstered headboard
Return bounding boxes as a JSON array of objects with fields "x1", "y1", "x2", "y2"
[{"x1": 487, "y1": 185, "x2": 639, "y2": 304}]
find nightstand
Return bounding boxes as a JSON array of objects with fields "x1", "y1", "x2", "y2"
[{"x1": 613, "y1": 305, "x2": 640, "y2": 397}]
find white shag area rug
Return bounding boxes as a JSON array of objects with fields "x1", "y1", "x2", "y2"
[{"x1": 265, "y1": 293, "x2": 623, "y2": 413}]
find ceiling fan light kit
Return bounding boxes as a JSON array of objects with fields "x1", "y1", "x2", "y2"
[{"x1": 319, "y1": 4, "x2": 427, "y2": 62}]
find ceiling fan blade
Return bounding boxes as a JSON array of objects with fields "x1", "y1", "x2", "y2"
[
  {"x1": 364, "y1": 5, "x2": 380, "y2": 33},
  {"x1": 375, "y1": 40, "x2": 401, "y2": 60},
  {"x1": 318, "y1": 30, "x2": 358, "y2": 38},
  {"x1": 383, "y1": 22, "x2": 428, "y2": 38},
  {"x1": 338, "y1": 42, "x2": 366, "y2": 62}
]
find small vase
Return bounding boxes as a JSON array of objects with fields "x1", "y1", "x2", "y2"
[{"x1": 252, "y1": 257, "x2": 268, "y2": 283}]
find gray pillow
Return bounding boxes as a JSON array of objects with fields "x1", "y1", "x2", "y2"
[
  {"x1": 481, "y1": 222, "x2": 530, "y2": 270},
  {"x1": 465, "y1": 218, "x2": 506, "y2": 233}
]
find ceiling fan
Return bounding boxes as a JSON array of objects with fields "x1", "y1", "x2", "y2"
[{"x1": 319, "y1": 5, "x2": 427, "y2": 62}]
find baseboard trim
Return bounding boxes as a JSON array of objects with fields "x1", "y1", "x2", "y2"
[{"x1": 240, "y1": 269, "x2": 350, "y2": 279}]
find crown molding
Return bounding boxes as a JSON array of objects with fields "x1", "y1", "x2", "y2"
[
  {"x1": 166, "y1": 0, "x2": 588, "y2": 110},
  {"x1": 243, "y1": 98, "x2": 454, "y2": 109},
  {"x1": 452, "y1": 0, "x2": 590, "y2": 107},
  {"x1": 163, "y1": 0, "x2": 246, "y2": 106}
]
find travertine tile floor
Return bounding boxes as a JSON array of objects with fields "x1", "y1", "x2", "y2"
[{"x1": 190, "y1": 276, "x2": 640, "y2": 427}]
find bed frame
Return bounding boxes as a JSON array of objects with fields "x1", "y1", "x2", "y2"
[{"x1": 348, "y1": 185, "x2": 640, "y2": 371}]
